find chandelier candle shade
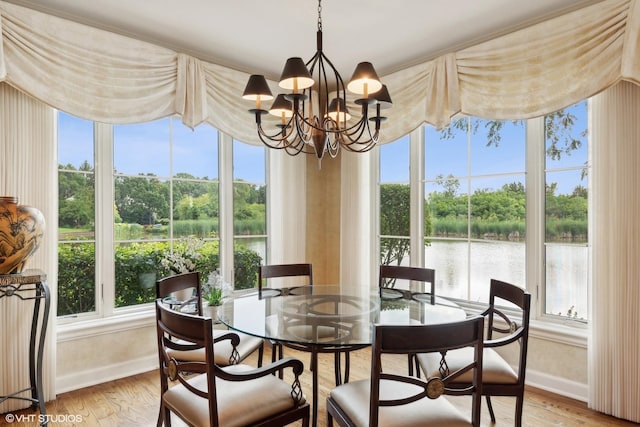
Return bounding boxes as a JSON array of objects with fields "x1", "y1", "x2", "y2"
[{"x1": 242, "y1": 0, "x2": 392, "y2": 164}]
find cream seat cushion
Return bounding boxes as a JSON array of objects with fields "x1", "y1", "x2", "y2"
[
  {"x1": 330, "y1": 378, "x2": 471, "y2": 427},
  {"x1": 163, "y1": 364, "x2": 305, "y2": 427},
  {"x1": 417, "y1": 346, "x2": 518, "y2": 384},
  {"x1": 167, "y1": 329, "x2": 263, "y2": 366}
]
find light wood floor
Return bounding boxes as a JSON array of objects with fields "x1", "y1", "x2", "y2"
[{"x1": 3, "y1": 345, "x2": 637, "y2": 427}]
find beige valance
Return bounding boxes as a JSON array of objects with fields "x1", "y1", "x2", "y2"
[{"x1": 0, "y1": 0, "x2": 638, "y2": 144}]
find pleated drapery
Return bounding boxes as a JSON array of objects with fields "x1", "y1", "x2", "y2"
[
  {"x1": 0, "y1": 84, "x2": 57, "y2": 411},
  {"x1": 589, "y1": 81, "x2": 640, "y2": 422},
  {"x1": 2, "y1": 0, "x2": 640, "y2": 143},
  {"x1": 0, "y1": 0, "x2": 639, "y2": 421}
]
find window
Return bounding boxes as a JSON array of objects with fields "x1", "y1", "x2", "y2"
[
  {"x1": 233, "y1": 139, "x2": 267, "y2": 289},
  {"x1": 379, "y1": 135, "x2": 411, "y2": 267},
  {"x1": 58, "y1": 113, "x2": 96, "y2": 316},
  {"x1": 57, "y1": 113, "x2": 266, "y2": 318},
  {"x1": 544, "y1": 102, "x2": 589, "y2": 321},
  {"x1": 113, "y1": 118, "x2": 219, "y2": 309},
  {"x1": 424, "y1": 117, "x2": 526, "y2": 302},
  {"x1": 379, "y1": 103, "x2": 589, "y2": 323}
]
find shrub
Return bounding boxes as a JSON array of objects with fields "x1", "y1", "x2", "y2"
[{"x1": 57, "y1": 240, "x2": 262, "y2": 315}]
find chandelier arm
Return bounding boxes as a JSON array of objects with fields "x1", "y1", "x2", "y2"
[
  {"x1": 256, "y1": 117, "x2": 297, "y2": 143},
  {"x1": 293, "y1": 112, "x2": 313, "y2": 143}
]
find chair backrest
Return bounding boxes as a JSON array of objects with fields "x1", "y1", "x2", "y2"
[
  {"x1": 258, "y1": 263, "x2": 313, "y2": 297},
  {"x1": 155, "y1": 299, "x2": 219, "y2": 425},
  {"x1": 486, "y1": 278, "x2": 531, "y2": 385},
  {"x1": 369, "y1": 316, "x2": 484, "y2": 426},
  {"x1": 156, "y1": 271, "x2": 202, "y2": 315},
  {"x1": 379, "y1": 265, "x2": 436, "y2": 305}
]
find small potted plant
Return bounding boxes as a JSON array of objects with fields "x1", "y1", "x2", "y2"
[{"x1": 202, "y1": 270, "x2": 225, "y2": 319}]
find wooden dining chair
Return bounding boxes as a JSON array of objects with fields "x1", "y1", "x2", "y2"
[
  {"x1": 156, "y1": 271, "x2": 264, "y2": 367},
  {"x1": 378, "y1": 264, "x2": 436, "y2": 376},
  {"x1": 379, "y1": 264, "x2": 436, "y2": 305},
  {"x1": 258, "y1": 263, "x2": 314, "y2": 298},
  {"x1": 155, "y1": 300, "x2": 310, "y2": 427},
  {"x1": 327, "y1": 316, "x2": 484, "y2": 427},
  {"x1": 258, "y1": 263, "x2": 360, "y2": 386},
  {"x1": 417, "y1": 278, "x2": 531, "y2": 427}
]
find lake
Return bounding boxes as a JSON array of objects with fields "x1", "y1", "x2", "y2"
[{"x1": 242, "y1": 237, "x2": 589, "y2": 321}]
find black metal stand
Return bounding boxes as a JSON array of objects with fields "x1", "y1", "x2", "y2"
[{"x1": 0, "y1": 270, "x2": 50, "y2": 426}]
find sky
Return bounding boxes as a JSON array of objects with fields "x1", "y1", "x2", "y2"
[
  {"x1": 59, "y1": 101, "x2": 588, "y2": 195},
  {"x1": 381, "y1": 102, "x2": 588, "y2": 195}
]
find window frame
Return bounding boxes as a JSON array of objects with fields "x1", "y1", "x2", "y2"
[
  {"x1": 57, "y1": 114, "x2": 267, "y2": 328},
  {"x1": 377, "y1": 111, "x2": 589, "y2": 330}
]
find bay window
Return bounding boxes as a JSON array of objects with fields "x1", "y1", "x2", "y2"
[{"x1": 379, "y1": 101, "x2": 589, "y2": 323}]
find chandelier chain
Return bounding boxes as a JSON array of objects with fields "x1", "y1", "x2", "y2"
[{"x1": 317, "y1": 0, "x2": 322, "y2": 32}]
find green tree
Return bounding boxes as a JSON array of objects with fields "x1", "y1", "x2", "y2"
[
  {"x1": 379, "y1": 184, "x2": 432, "y2": 265},
  {"x1": 114, "y1": 174, "x2": 169, "y2": 224},
  {"x1": 58, "y1": 162, "x2": 95, "y2": 228}
]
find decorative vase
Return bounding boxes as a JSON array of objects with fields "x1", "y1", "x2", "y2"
[{"x1": 0, "y1": 196, "x2": 45, "y2": 274}]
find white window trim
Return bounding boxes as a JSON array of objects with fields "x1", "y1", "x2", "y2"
[
  {"x1": 379, "y1": 117, "x2": 589, "y2": 341},
  {"x1": 58, "y1": 119, "x2": 268, "y2": 330}
]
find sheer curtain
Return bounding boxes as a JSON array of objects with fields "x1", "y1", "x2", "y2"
[
  {"x1": 589, "y1": 81, "x2": 640, "y2": 422},
  {"x1": 339, "y1": 151, "x2": 373, "y2": 288},
  {"x1": 268, "y1": 150, "x2": 307, "y2": 264},
  {"x1": 0, "y1": 84, "x2": 57, "y2": 410}
]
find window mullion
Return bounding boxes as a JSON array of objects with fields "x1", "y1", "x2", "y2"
[
  {"x1": 525, "y1": 117, "x2": 545, "y2": 320},
  {"x1": 94, "y1": 122, "x2": 115, "y2": 316},
  {"x1": 410, "y1": 127, "x2": 424, "y2": 266},
  {"x1": 218, "y1": 132, "x2": 234, "y2": 282}
]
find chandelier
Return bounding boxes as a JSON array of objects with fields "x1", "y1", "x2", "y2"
[{"x1": 241, "y1": 0, "x2": 392, "y2": 164}]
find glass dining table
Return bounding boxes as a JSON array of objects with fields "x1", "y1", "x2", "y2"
[{"x1": 218, "y1": 285, "x2": 466, "y2": 427}]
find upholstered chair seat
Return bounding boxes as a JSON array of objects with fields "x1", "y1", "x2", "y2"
[
  {"x1": 419, "y1": 346, "x2": 518, "y2": 384},
  {"x1": 163, "y1": 364, "x2": 306, "y2": 427},
  {"x1": 167, "y1": 329, "x2": 264, "y2": 366},
  {"x1": 329, "y1": 378, "x2": 472, "y2": 427}
]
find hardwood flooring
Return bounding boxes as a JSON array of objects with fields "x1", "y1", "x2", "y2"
[{"x1": 2, "y1": 345, "x2": 637, "y2": 426}]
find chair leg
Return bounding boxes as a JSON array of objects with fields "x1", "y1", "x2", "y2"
[
  {"x1": 257, "y1": 342, "x2": 264, "y2": 367},
  {"x1": 408, "y1": 354, "x2": 414, "y2": 376},
  {"x1": 270, "y1": 341, "x2": 284, "y2": 378},
  {"x1": 158, "y1": 404, "x2": 171, "y2": 427},
  {"x1": 515, "y1": 395, "x2": 524, "y2": 427},
  {"x1": 343, "y1": 352, "x2": 351, "y2": 383},
  {"x1": 486, "y1": 395, "x2": 496, "y2": 423},
  {"x1": 334, "y1": 352, "x2": 342, "y2": 385}
]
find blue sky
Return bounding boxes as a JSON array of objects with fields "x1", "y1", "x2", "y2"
[
  {"x1": 58, "y1": 113, "x2": 265, "y2": 183},
  {"x1": 381, "y1": 102, "x2": 588, "y2": 195},
  {"x1": 60, "y1": 102, "x2": 587, "y2": 194}
]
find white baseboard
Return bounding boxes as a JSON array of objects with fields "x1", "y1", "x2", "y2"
[
  {"x1": 55, "y1": 356, "x2": 588, "y2": 405},
  {"x1": 56, "y1": 354, "x2": 158, "y2": 394},
  {"x1": 526, "y1": 368, "x2": 588, "y2": 402}
]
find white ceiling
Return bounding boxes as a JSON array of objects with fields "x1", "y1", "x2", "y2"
[{"x1": 6, "y1": 0, "x2": 602, "y2": 79}]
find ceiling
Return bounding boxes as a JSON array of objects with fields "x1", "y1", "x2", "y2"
[{"x1": 6, "y1": 0, "x2": 602, "y2": 79}]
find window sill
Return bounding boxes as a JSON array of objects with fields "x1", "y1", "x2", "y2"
[{"x1": 57, "y1": 305, "x2": 156, "y2": 343}]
